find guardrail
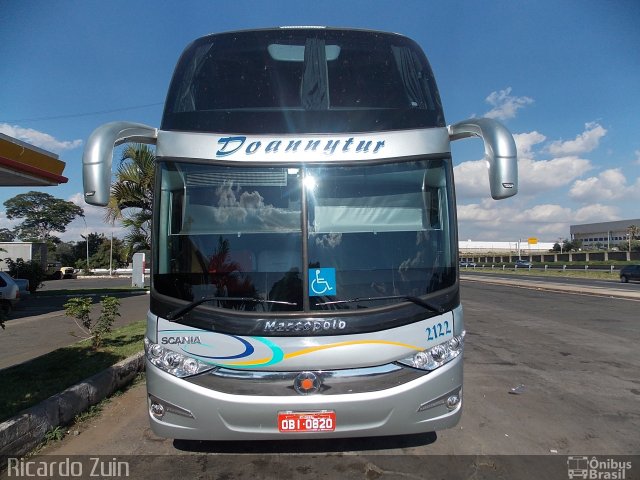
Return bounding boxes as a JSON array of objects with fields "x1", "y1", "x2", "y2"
[{"x1": 460, "y1": 264, "x2": 620, "y2": 274}]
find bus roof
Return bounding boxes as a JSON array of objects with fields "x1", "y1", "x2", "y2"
[{"x1": 161, "y1": 28, "x2": 445, "y2": 135}]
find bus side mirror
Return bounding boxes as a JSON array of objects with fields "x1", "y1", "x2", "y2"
[
  {"x1": 448, "y1": 118, "x2": 518, "y2": 200},
  {"x1": 82, "y1": 121, "x2": 157, "y2": 206}
]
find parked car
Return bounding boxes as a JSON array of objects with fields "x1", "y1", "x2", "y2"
[
  {"x1": 515, "y1": 259, "x2": 532, "y2": 267},
  {"x1": 12, "y1": 278, "x2": 30, "y2": 298},
  {"x1": 0, "y1": 271, "x2": 20, "y2": 314},
  {"x1": 619, "y1": 265, "x2": 640, "y2": 283},
  {"x1": 61, "y1": 267, "x2": 77, "y2": 279},
  {"x1": 459, "y1": 261, "x2": 477, "y2": 268}
]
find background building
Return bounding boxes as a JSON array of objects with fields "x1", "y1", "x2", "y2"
[
  {"x1": 570, "y1": 219, "x2": 640, "y2": 250},
  {"x1": 0, "y1": 242, "x2": 47, "y2": 271},
  {"x1": 459, "y1": 240, "x2": 555, "y2": 254}
]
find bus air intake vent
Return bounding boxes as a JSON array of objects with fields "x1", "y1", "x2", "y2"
[{"x1": 186, "y1": 169, "x2": 287, "y2": 187}]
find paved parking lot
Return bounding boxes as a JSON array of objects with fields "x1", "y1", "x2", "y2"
[
  {"x1": 0, "y1": 277, "x2": 148, "y2": 369},
  {"x1": 31, "y1": 279, "x2": 639, "y2": 477}
]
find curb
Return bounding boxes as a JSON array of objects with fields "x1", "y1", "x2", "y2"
[
  {"x1": 461, "y1": 274, "x2": 640, "y2": 301},
  {"x1": 0, "y1": 352, "x2": 145, "y2": 458}
]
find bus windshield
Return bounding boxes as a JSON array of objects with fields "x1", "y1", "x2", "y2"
[
  {"x1": 162, "y1": 28, "x2": 445, "y2": 134},
  {"x1": 154, "y1": 158, "x2": 456, "y2": 312}
]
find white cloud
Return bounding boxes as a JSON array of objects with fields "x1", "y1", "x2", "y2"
[
  {"x1": 453, "y1": 159, "x2": 490, "y2": 198},
  {"x1": 455, "y1": 125, "x2": 600, "y2": 200},
  {"x1": 515, "y1": 204, "x2": 573, "y2": 223},
  {"x1": 0, "y1": 123, "x2": 82, "y2": 154},
  {"x1": 457, "y1": 200, "x2": 510, "y2": 224},
  {"x1": 574, "y1": 204, "x2": 621, "y2": 224},
  {"x1": 519, "y1": 155, "x2": 592, "y2": 193},
  {"x1": 569, "y1": 168, "x2": 640, "y2": 202},
  {"x1": 513, "y1": 131, "x2": 546, "y2": 158},
  {"x1": 547, "y1": 122, "x2": 607, "y2": 156},
  {"x1": 457, "y1": 199, "x2": 621, "y2": 241},
  {"x1": 484, "y1": 87, "x2": 533, "y2": 120},
  {"x1": 0, "y1": 209, "x2": 20, "y2": 231},
  {"x1": 454, "y1": 118, "x2": 625, "y2": 241},
  {"x1": 62, "y1": 193, "x2": 125, "y2": 241},
  {"x1": 454, "y1": 152, "x2": 592, "y2": 199}
]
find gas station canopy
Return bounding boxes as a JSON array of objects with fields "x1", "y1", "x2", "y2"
[{"x1": 0, "y1": 132, "x2": 68, "y2": 186}]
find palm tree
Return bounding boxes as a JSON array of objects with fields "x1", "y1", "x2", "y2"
[{"x1": 105, "y1": 144, "x2": 155, "y2": 255}]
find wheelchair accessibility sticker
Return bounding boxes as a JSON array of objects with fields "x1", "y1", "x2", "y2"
[{"x1": 309, "y1": 268, "x2": 336, "y2": 296}]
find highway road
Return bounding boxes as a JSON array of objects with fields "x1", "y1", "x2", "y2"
[
  {"x1": 27, "y1": 279, "x2": 639, "y2": 478},
  {"x1": 0, "y1": 278, "x2": 148, "y2": 369},
  {"x1": 461, "y1": 268, "x2": 640, "y2": 290}
]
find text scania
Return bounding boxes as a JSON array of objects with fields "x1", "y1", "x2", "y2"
[
  {"x1": 264, "y1": 319, "x2": 347, "y2": 333},
  {"x1": 216, "y1": 136, "x2": 385, "y2": 157},
  {"x1": 161, "y1": 336, "x2": 202, "y2": 345}
]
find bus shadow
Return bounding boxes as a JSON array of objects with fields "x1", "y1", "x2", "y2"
[{"x1": 173, "y1": 432, "x2": 437, "y2": 454}]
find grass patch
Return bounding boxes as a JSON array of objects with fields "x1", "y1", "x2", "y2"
[
  {"x1": 34, "y1": 288, "x2": 147, "y2": 297},
  {"x1": 0, "y1": 320, "x2": 145, "y2": 422},
  {"x1": 461, "y1": 266, "x2": 622, "y2": 282}
]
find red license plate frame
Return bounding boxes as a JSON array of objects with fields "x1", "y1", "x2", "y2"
[{"x1": 278, "y1": 411, "x2": 336, "y2": 433}]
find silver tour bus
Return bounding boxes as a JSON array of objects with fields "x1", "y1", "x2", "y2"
[{"x1": 83, "y1": 27, "x2": 517, "y2": 440}]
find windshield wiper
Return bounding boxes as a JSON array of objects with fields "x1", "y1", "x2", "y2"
[
  {"x1": 315, "y1": 295, "x2": 445, "y2": 314},
  {"x1": 166, "y1": 297, "x2": 298, "y2": 321}
]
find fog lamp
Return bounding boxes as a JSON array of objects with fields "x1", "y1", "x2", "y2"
[
  {"x1": 150, "y1": 401, "x2": 165, "y2": 419},
  {"x1": 446, "y1": 395, "x2": 460, "y2": 410}
]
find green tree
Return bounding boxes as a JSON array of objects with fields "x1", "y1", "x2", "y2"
[
  {"x1": 54, "y1": 241, "x2": 78, "y2": 266},
  {"x1": 90, "y1": 236, "x2": 128, "y2": 269},
  {"x1": 562, "y1": 239, "x2": 582, "y2": 252},
  {"x1": 63, "y1": 296, "x2": 120, "y2": 349},
  {"x1": 3, "y1": 192, "x2": 84, "y2": 244},
  {"x1": 106, "y1": 144, "x2": 155, "y2": 255},
  {"x1": 0, "y1": 228, "x2": 16, "y2": 242}
]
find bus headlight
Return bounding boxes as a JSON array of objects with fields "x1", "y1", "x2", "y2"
[
  {"x1": 144, "y1": 337, "x2": 216, "y2": 378},
  {"x1": 398, "y1": 331, "x2": 465, "y2": 371}
]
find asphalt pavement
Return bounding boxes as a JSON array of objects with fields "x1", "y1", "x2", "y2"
[
  {"x1": 461, "y1": 272, "x2": 640, "y2": 301},
  {"x1": 26, "y1": 276, "x2": 640, "y2": 478},
  {"x1": 0, "y1": 277, "x2": 149, "y2": 370}
]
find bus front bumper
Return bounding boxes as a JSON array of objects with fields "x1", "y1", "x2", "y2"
[{"x1": 145, "y1": 355, "x2": 463, "y2": 440}]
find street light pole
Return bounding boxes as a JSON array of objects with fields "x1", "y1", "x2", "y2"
[
  {"x1": 109, "y1": 230, "x2": 113, "y2": 276},
  {"x1": 81, "y1": 216, "x2": 90, "y2": 275},
  {"x1": 518, "y1": 238, "x2": 522, "y2": 260}
]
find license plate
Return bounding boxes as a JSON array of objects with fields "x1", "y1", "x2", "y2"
[{"x1": 278, "y1": 411, "x2": 336, "y2": 432}]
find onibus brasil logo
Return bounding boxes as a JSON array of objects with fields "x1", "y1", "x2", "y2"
[{"x1": 567, "y1": 456, "x2": 632, "y2": 479}]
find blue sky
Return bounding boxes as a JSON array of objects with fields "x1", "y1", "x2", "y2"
[{"x1": 1, "y1": 0, "x2": 639, "y2": 243}]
